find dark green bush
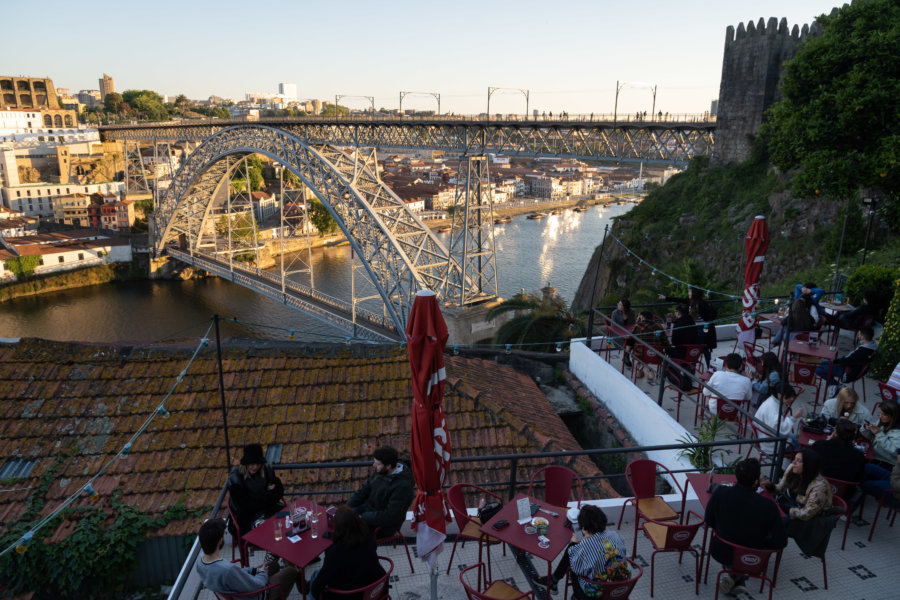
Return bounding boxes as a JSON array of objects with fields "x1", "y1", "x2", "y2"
[{"x1": 845, "y1": 264, "x2": 898, "y2": 322}]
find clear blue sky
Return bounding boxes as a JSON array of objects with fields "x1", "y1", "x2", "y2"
[{"x1": 2, "y1": 0, "x2": 840, "y2": 115}]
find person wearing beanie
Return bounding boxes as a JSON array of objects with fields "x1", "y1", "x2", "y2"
[{"x1": 227, "y1": 443, "x2": 285, "y2": 540}]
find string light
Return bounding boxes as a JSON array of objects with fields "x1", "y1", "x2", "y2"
[
  {"x1": 15, "y1": 532, "x2": 32, "y2": 554},
  {"x1": 83, "y1": 483, "x2": 98, "y2": 500},
  {"x1": 556, "y1": 343, "x2": 563, "y2": 352},
  {"x1": 453, "y1": 345, "x2": 459, "y2": 355},
  {"x1": 157, "y1": 405, "x2": 170, "y2": 418},
  {"x1": 119, "y1": 442, "x2": 132, "y2": 459}
]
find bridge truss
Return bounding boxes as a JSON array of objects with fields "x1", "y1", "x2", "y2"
[{"x1": 101, "y1": 116, "x2": 714, "y2": 166}]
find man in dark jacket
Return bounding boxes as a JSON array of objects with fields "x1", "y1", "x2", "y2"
[
  {"x1": 817, "y1": 326, "x2": 877, "y2": 394},
  {"x1": 706, "y1": 458, "x2": 787, "y2": 596},
  {"x1": 812, "y1": 418, "x2": 866, "y2": 487},
  {"x1": 348, "y1": 446, "x2": 416, "y2": 535}
]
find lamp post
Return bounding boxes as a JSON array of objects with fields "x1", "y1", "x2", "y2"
[
  {"x1": 861, "y1": 194, "x2": 879, "y2": 264},
  {"x1": 487, "y1": 87, "x2": 529, "y2": 120},
  {"x1": 399, "y1": 91, "x2": 441, "y2": 116}
]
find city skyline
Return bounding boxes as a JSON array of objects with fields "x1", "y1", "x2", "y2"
[{"x1": 3, "y1": 0, "x2": 841, "y2": 115}]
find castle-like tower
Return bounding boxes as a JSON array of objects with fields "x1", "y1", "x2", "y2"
[{"x1": 715, "y1": 16, "x2": 821, "y2": 164}]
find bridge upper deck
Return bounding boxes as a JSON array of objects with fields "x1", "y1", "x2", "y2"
[{"x1": 100, "y1": 113, "x2": 716, "y2": 165}]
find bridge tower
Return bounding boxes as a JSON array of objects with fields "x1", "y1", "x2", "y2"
[{"x1": 445, "y1": 155, "x2": 499, "y2": 307}]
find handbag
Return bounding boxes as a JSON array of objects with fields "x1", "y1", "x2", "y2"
[{"x1": 478, "y1": 501, "x2": 503, "y2": 523}]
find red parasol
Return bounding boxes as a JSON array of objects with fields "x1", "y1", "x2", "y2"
[
  {"x1": 737, "y1": 216, "x2": 769, "y2": 349},
  {"x1": 406, "y1": 289, "x2": 452, "y2": 570}
]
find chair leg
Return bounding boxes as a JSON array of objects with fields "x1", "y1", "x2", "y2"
[
  {"x1": 822, "y1": 556, "x2": 827, "y2": 590},
  {"x1": 616, "y1": 500, "x2": 630, "y2": 530},
  {"x1": 446, "y1": 537, "x2": 460, "y2": 575},
  {"x1": 868, "y1": 503, "x2": 884, "y2": 541},
  {"x1": 400, "y1": 534, "x2": 414, "y2": 572},
  {"x1": 650, "y1": 551, "x2": 656, "y2": 597}
]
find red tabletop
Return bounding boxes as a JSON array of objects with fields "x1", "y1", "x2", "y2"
[
  {"x1": 758, "y1": 312, "x2": 783, "y2": 325},
  {"x1": 242, "y1": 498, "x2": 332, "y2": 568},
  {"x1": 480, "y1": 493, "x2": 572, "y2": 564},
  {"x1": 685, "y1": 473, "x2": 736, "y2": 511},
  {"x1": 788, "y1": 338, "x2": 837, "y2": 361},
  {"x1": 799, "y1": 429, "x2": 874, "y2": 460}
]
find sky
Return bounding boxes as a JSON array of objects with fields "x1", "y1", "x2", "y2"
[{"x1": 3, "y1": 0, "x2": 842, "y2": 115}]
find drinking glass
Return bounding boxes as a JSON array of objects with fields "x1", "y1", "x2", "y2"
[
  {"x1": 291, "y1": 507, "x2": 303, "y2": 532},
  {"x1": 274, "y1": 520, "x2": 283, "y2": 542},
  {"x1": 310, "y1": 514, "x2": 319, "y2": 539}
]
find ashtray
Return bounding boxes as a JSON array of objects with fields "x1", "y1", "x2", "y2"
[
  {"x1": 524, "y1": 525, "x2": 537, "y2": 534},
  {"x1": 567, "y1": 507, "x2": 580, "y2": 523}
]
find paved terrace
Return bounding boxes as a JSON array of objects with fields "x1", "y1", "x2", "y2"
[{"x1": 176, "y1": 327, "x2": 896, "y2": 600}]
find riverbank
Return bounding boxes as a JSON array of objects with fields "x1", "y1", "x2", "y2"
[{"x1": 0, "y1": 261, "x2": 145, "y2": 303}]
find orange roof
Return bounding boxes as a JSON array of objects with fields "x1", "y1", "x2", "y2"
[{"x1": 0, "y1": 339, "x2": 611, "y2": 541}]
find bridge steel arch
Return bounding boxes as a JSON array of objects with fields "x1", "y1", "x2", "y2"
[{"x1": 156, "y1": 125, "x2": 466, "y2": 333}]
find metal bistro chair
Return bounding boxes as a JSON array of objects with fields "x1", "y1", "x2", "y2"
[
  {"x1": 873, "y1": 381, "x2": 899, "y2": 415},
  {"x1": 226, "y1": 501, "x2": 254, "y2": 568},
  {"x1": 446, "y1": 483, "x2": 505, "y2": 580},
  {"x1": 563, "y1": 558, "x2": 644, "y2": 600},
  {"x1": 460, "y1": 562, "x2": 533, "y2": 600},
  {"x1": 707, "y1": 536, "x2": 779, "y2": 600},
  {"x1": 373, "y1": 526, "x2": 414, "y2": 573},
  {"x1": 639, "y1": 510, "x2": 704, "y2": 597},
  {"x1": 788, "y1": 361, "x2": 824, "y2": 412},
  {"x1": 322, "y1": 556, "x2": 393, "y2": 600},
  {"x1": 661, "y1": 358, "x2": 703, "y2": 424},
  {"x1": 618, "y1": 459, "x2": 684, "y2": 558},
  {"x1": 860, "y1": 487, "x2": 900, "y2": 542},
  {"x1": 679, "y1": 343, "x2": 707, "y2": 374},
  {"x1": 825, "y1": 476, "x2": 862, "y2": 550},
  {"x1": 213, "y1": 582, "x2": 285, "y2": 600},
  {"x1": 713, "y1": 397, "x2": 749, "y2": 454},
  {"x1": 528, "y1": 464, "x2": 583, "y2": 510}
]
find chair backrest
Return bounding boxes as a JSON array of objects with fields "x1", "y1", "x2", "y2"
[
  {"x1": 789, "y1": 361, "x2": 817, "y2": 386},
  {"x1": 716, "y1": 399, "x2": 741, "y2": 423},
  {"x1": 460, "y1": 563, "x2": 532, "y2": 600},
  {"x1": 844, "y1": 361, "x2": 871, "y2": 384},
  {"x1": 226, "y1": 500, "x2": 247, "y2": 567},
  {"x1": 529, "y1": 465, "x2": 583, "y2": 508},
  {"x1": 681, "y1": 344, "x2": 706, "y2": 366},
  {"x1": 636, "y1": 345, "x2": 663, "y2": 367},
  {"x1": 626, "y1": 459, "x2": 664, "y2": 500},
  {"x1": 325, "y1": 557, "x2": 393, "y2": 600},
  {"x1": 824, "y1": 476, "x2": 859, "y2": 502},
  {"x1": 573, "y1": 558, "x2": 643, "y2": 599},
  {"x1": 606, "y1": 317, "x2": 632, "y2": 346},
  {"x1": 715, "y1": 536, "x2": 777, "y2": 578},
  {"x1": 649, "y1": 514, "x2": 702, "y2": 550},
  {"x1": 448, "y1": 483, "x2": 474, "y2": 529},
  {"x1": 877, "y1": 381, "x2": 898, "y2": 403}
]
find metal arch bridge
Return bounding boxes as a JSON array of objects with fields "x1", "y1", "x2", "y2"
[
  {"x1": 101, "y1": 116, "x2": 714, "y2": 341},
  {"x1": 99, "y1": 114, "x2": 715, "y2": 166}
]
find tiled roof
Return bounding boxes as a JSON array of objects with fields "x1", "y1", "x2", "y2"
[{"x1": 0, "y1": 339, "x2": 611, "y2": 541}]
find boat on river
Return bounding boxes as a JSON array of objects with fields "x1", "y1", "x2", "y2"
[
  {"x1": 494, "y1": 216, "x2": 512, "y2": 224},
  {"x1": 549, "y1": 209, "x2": 562, "y2": 215},
  {"x1": 526, "y1": 212, "x2": 546, "y2": 220},
  {"x1": 573, "y1": 206, "x2": 588, "y2": 213},
  {"x1": 437, "y1": 226, "x2": 451, "y2": 233}
]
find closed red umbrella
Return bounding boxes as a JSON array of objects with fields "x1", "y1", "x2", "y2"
[
  {"x1": 737, "y1": 216, "x2": 770, "y2": 350},
  {"x1": 406, "y1": 289, "x2": 451, "y2": 571}
]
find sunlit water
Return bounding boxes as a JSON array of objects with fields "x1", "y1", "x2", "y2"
[{"x1": 0, "y1": 203, "x2": 634, "y2": 343}]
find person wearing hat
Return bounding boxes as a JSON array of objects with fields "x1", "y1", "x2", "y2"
[{"x1": 227, "y1": 443, "x2": 286, "y2": 540}]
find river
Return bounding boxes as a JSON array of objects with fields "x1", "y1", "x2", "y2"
[{"x1": 0, "y1": 202, "x2": 634, "y2": 343}]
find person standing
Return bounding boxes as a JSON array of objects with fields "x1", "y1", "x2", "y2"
[
  {"x1": 706, "y1": 458, "x2": 786, "y2": 597},
  {"x1": 348, "y1": 446, "x2": 416, "y2": 535},
  {"x1": 195, "y1": 518, "x2": 298, "y2": 600}
]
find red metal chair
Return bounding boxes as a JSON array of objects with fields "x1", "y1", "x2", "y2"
[
  {"x1": 446, "y1": 483, "x2": 504, "y2": 579},
  {"x1": 742, "y1": 342, "x2": 766, "y2": 375},
  {"x1": 460, "y1": 562, "x2": 533, "y2": 600},
  {"x1": 640, "y1": 510, "x2": 703, "y2": 597},
  {"x1": 528, "y1": 465, "x2": 583, "y2": 509},
  {"x1": 213, "y1": 582, "x2": 285, "y2": 600},
  {"x1": 322, "y1": 556, "x2": 393, "y2": 600},
  {"x1": 788, "y1": 361, "x2": 824, "y2": 411},
  {"x1": 874, "y1": 380, "x2": 899, "y2": 414},
  {"x1": 227, "y1": 501, "x2": 253, "y2": 568},
  {"x1": 843, "y1": 361, "x2": 872, "y2": 405},
  {"x1": 744, "y1": 421, "x2": 778, "y2": 466},
  {"x1": 864, "y1": 487, "x2": 900, "y2": 542},
  {"x1": 713, "y1": 398, "x2": 749, "y2": 453},
  {"x1": 631, "y1": 344, "x2": 664, "y2": 383},
  {"x1": 662, "y1": 358, "x2": 703, "y2": 423},
  {"x1": 814, "y1": 497, "x2": 846, "y2": 589},
  {"x1": 706, "y1": 536, "x2": 779, "y2": 600},
  {"x1": 373, "y1": 526, "x2": 414, "y2": 573},
  {"x1": 563, "y1": 558, "x2": 643, "y2": 600},
  {"x1": 824, "y1": 476, "x2": 862, "y2": 550},
  {"x1": 617, "y1": 459, "x2": 684, "y2": 558},
  {"x1": 679, "y1": 343, "x2": 707, "y2": 373}
]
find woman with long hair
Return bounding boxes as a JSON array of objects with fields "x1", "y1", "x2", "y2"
[
  {"x1": 864, "y1": 401, "x2": 900, "y2": 465},
  {"x1": 765, "y1": 447, "x2": 832, "y2": 522},
  {"x1": 310, "y1": 506, "x2": 386, "y2": 600},
  {"x1": 821, "y1": 387, "x2": 868, "y2": 427},
  {"x1": 659, "y1": 287, "x2": 718, "y2": 367},
  {"x1": 227, "y1": 443, "x2": 285, "y2": 539},
  {"x1": 752, "y1": 352, "x2": 782, "y2": 407}
]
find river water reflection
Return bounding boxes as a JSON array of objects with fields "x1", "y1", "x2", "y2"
[{"x1": 0, "y1": 202, "x2": 634, "y2": 343}]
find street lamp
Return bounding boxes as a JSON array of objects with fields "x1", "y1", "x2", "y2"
[
  {"x1": 486, "y1": 87, "x2": 529, "y2": 120},
  {"x1": 862, "y1": 193, "x2": 880, "y2": 264},
  {"x1": 614, "y1": 80, "x2": 658, "y2": 124},
  {"x1": 399, "y1": 91, "x2": 441, "y2": 116}
]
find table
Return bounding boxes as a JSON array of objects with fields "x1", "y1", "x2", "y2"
[
  {"x1": 788, "y1": 338, "x2": 837, "y2": 362},
  {"x1": 480, "y1": 494, "x2": 572, "y2": 592},
  {"x1": 242, "y1": 498, "x2": 333, "y2": 596},
  {"x1": 798, "y1": 428, "x2": 874, "y2": 461},
  {"x1": 820, "y1": 301, "x2": 855, "y2": 314}
]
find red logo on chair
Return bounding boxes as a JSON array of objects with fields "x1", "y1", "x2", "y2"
[
  {"x1": 722, "y1": 404, "x2": 736, "y2": 415},
  {"x1": 799, "y1": 366, "x2": 812, "y2": 377},
  {"x1": 611, "y1": 587, "x2": 629, "y2": 598},
  {"x1": 741, "y1": 555, "x2": 761, "y2": 566},
  {"x1": 674, "y1": 531, "x2": 691, "y2": 542}
]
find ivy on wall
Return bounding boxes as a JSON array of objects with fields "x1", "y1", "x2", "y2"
[
  {"x1": 872, "y1": 277, "x2": 900, "y2": 381},
  {"x1": 3, "y1": 255, "x2": 41, "y2": 280}
]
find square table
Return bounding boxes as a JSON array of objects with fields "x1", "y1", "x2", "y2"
[
  {"x1": 242, "y1": 498, "x2": 332, "y2": 596},
  {"x1": 798, "y1": 428, "x2": 874, "y2": 461},
  {"x1": 479, "y1": 494, "x2": 572, "y2": 593},
  {"x1": 788, "y1": 338, "x2": 837, "y2": 362}
]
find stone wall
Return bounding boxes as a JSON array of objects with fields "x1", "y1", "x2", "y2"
[{"x1": 0, "y1": 76, "x2": 59, "y2": 110}]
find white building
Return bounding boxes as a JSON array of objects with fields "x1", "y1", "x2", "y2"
[
  {"x1": 2, "y1": 181, "x2": 122, "y2": 219},
  {"x1": 0, "y1": 231, "x2": 132, "y2": 282}
]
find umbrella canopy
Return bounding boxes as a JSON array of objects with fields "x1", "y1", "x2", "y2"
[
  {"x1": 406, "y1": 289, "x2": 451, "y2": 570},
  {"x1": 737, "y1": 216, "x2": 770, "y2": 348}
]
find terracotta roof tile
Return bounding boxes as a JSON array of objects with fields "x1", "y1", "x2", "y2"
[{"x1": 0, "y1": 338, "x2": 613, "y2": 542}]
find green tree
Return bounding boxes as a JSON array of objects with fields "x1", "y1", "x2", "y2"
[
  {"x1": 761, "y1": 0, "x2": 899, "y2": 213},
  {"x1": 486, "y1": 285, "x2": 585, "y2": 351},
  {"x1": 121, "y1": 89, "x2": 169, "y2": 121},
  {"x1": 103, "y1": 92, "x2": 123, "y2": 113},
  {"x1": 872, "y1": 278, "x2": 900, "y2": 381},
  {"x1": 308, "y1": 198, "x2": 339, "y2": 236},
  {"x1": 320, "y1": 103, "x2": 350, "y2": 116}
]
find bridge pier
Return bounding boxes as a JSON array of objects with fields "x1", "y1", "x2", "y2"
[{"x1": 442, "y1": 299, "x2": 509, "y2": 346}]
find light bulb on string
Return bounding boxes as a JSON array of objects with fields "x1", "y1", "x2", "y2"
[
  {"x1": 15, "y1": 531, "x2": 32, "y2": 554},
  {"x1": 453, "y1": 345, "x2": 459, "y2": 356},
  {"x1": 157, "y1": 404, "x2": 170, "y2": 418},
  {"x1": 556, "y1": 343, "x2": 562, "y2": 353},
  {"x1": 505, "y1": 344, "x2": 511, "y2": 355},
  {"x1": 201, "y1": 338, "x2": 209, "y2": 347},
  {"x1": 288, "y1": 330, "x2": 295, "y2": 340},
  {"x1": 119, "y1": 442, "x2": 132, "y2": 460},
  {"x1": 83, "y1": 482, "x2": 98, "y2": 500}
]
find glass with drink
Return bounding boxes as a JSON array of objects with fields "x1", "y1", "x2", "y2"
[
  {"x1": 274, "y1": 520, "x2": 283, "y2": 541},
  {"x1": 310, "y1": 514, "x2": 319, "y2": 539},
  {"x1": 291, "y1": 507, "x2": 307, "y2": 532}
]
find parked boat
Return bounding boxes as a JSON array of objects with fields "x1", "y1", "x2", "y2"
[
  {"x1": 549, "y1": 209, "x2": 562, "y2": 215},
  {"x1": 494, "y1": 216, "x2": 512, "y2": 224},
  {"x1": 573, "y1": 206, "x2": 589, "y2": 213},
  {"x1": 526, "y1": 212, "x2": 546, "y2": 220},
  {"x1": 437, "y1": 226, "x2": 451, "y2": 233}
]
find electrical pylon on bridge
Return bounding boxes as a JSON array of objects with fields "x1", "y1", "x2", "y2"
[
  {"x1": 123, "y1": 140, "x2": 150, "y2": 195},
  {"x1": 445, "y1": 155, "x2": 499, "y2": 306},
  {"x1": 154, "y1": 124, "x2": 472, "y2": 334}
]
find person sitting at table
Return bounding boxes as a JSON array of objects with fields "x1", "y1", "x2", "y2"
[
  {"x1": 752, "y1": 352, "x2": 782, "y2": 407},
  {"x1": 624, "y1": 311, "x2": 669, "y2": 382},
  {"x1": 794, "y1": 282, "x2": 825, "y2": 315},
  {"x1": 763, "y1": 447, "x2": 833, "y2": 523},
  {"x1": 816, "y1": 326, "x2": 878, "y2": 398},
  {"x1": 611, "y1": 297, "x2": 636, "y2": 358},
  {"x1": 348, "y1": 445, "x2": 416, "y2": 536},
  {"x1": 862, "y1": 400, "x2": 900, "y2": 466},
  {"x1": 860, "y1": 451, "x2": 900, "y2": 507},
  {"x1": 196, "y1": 518, "x2": 299, "y2": 600},
  {"x1": 820, "y1": 387, "x2": 868, "y2": 427},
  {"x1": 705, "y1": 352, "x2": 752, "y2": 414},
  {"x1": 706, "y1": 458, "x2": 786, "y2": 597},
  {"x1": 811, "y1": 418, "x2": 866, "y2": 488},
  {"x1": 310, "y1": 506, "x2": 386, "y2": 600},
  {"x1": 659, "y1": 287, "x2": 717, "y2": 367},
  {"x1": 544, "y1": 505, "x2": 629, "y2": 598},
  {"x1": 838, "y1": 289, "x2": 876, "y2": 330},
  {"x1": 755, "y1": 382, "x2": 803, "y2": 460},
  {"x1": 228, "y1": 444, "x2": 286, "y2": 541},
  {"x1": 772, "y1": 297, "x2": 817, "y2": 346}
]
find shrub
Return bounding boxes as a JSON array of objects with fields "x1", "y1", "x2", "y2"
[
  {"x1": 845, "y1": 264, "x2": 898, "y2": 322},
  {"x1": 872, "y1": 278, "x2": 900, "y2": 381}
]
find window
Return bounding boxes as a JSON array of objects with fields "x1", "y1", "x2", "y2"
[
  {"x1": 16, "y1": 191, "x2": 20, "y2": 197},
  {"x1": 78, "y1": 253, "x2": 84, "y2": 260},
  {"x1": 58, "y1": 256, "x2": 64, "y2": 263},
  {"x1": 38, "y1": 258, "x2": 44, "y2": 266},
  {"x1": 26, "y1": 190, "x2": 31, "y2": 196}
]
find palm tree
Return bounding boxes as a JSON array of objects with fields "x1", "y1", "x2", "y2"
[{"x1": 487, "y1": 285, "x2": 586, "y2": 352}]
